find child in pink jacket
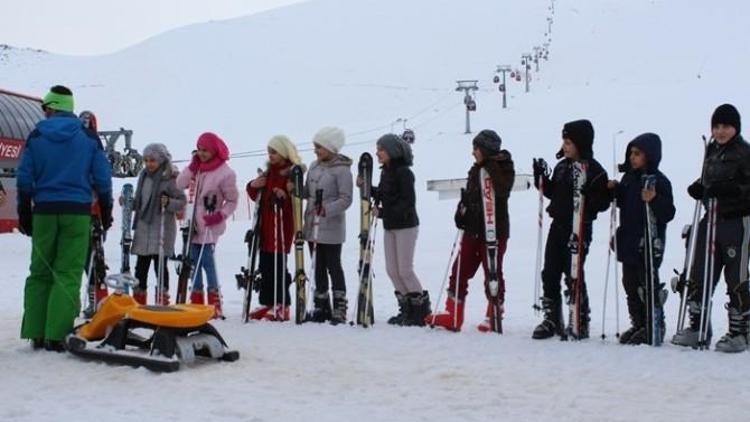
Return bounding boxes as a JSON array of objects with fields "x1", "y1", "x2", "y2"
[{"x1": 176, "y1": 132, "x2": 239, "y2": 318}]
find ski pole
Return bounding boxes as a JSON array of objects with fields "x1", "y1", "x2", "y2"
[
  {"x1": 280, "y1": 200, "x2": 287, "y2": 321},
  {"x1": 157, "y1": 201, "x2": 166, "y2": 305},
  {"x1": 273, "y1": 199, "x2": 279, "y2": 320},
  {"x1": 362, "y1": 217, "x2": 378, "y2": 326},
  {"x1": 534, "y1": 177, "x2": 544, "y2": 315},
  {"x1": 453, "y1": 237, "x2": 463, "y2": 330},
  {"x1": 612, "y1": 131, "x2": 622, "y2": 338},
  {"x1": 430, "y1": 228, "x2": 463, "y2": 327},
  {"x1": 601, "y1": 190, "x2": 617, "y2": 340},
  {"x1": 307, "y1": 190, "x2": 324, "y2": 318},
  {"x1": 676, "y1": 135, "x2": 710, "y2": 333},
  {"x1": 699, "y1": 198, "x2": 717, "y2": 349}
]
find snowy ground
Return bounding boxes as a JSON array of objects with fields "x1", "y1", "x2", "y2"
[{"x1": 2, "y1": 0, "x2": 750, "y2": 421}]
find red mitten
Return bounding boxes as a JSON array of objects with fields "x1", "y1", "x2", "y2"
[{"x1": 203, "y1": 213, "x2": 224, "y2": 226}]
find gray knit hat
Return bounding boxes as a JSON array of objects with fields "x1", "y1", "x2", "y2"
[
  {"x1": 142, "y1": 143, "x2": 172, "y2": 165},
  {"x1": 376, "y1": 133, "x2": 413, "y2": 166}
]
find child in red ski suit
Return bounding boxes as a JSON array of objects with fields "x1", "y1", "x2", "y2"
[{"x1": 427, "y1": 130, "x2": 515, "y2": 332}]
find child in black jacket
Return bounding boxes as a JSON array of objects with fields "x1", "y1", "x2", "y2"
[
  {"x1": 369, "y1": 134, "x2": 430, "y2": 326},
  {"x1": 609, "y1": 133, "x2": 675, "y2": 345},
  {"x1": 673, "y1": 104, "x2": 750, "y2": 352},
  {"x1": 532, "y1": 119, "x2": 610, "y2": 340}
]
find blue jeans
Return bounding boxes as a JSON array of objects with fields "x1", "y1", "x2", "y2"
[{"x1": 190, "y1": 243, "x2": 218, "y2": 291}]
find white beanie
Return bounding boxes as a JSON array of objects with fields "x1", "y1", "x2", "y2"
[{"x1": 312, "y1": 126, "x2": 345, "y2": 154}]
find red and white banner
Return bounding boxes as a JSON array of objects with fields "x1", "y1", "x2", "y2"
[{"x1": 0, "y1": 138, "x2": 25, "y2": 160}]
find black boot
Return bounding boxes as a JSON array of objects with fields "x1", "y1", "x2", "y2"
[
  {"x1": 309, "y1": 291, "x2": 332, "y2": 323},
  {"x1": 330, "y1": 290, "x2": 348, "y2": 325},
  {"x1": 620, "y1": 308, "x2": 646, "y2": 345},
  {"x1": 31, "y1": 338, "x2": 44, "y2": 350},
  {"x1": 388, "y1": 291, "x2": 408, "y2": 325},
  {"x1": 405, "y1": 291, "x2": 431, "y2": 327},
  {"x1": 532, "y1": 297, "x2": 564, "y2": 339},
  {"x1": 44, "y1": 340, "x2": 66, "y2": 353}
]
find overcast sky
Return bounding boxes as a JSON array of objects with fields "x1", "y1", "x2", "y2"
[{"x1": 0, "y1": 0, "x2": 305, "y2": 56}]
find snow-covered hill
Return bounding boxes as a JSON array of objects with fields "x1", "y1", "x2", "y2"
[{"x1": 1, "y1": 1, "x2": 749, "y2": 421}]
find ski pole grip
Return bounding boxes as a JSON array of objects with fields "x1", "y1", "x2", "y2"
[{"x1": 314, "y1": 189, "x2": 324, "y2": 214}]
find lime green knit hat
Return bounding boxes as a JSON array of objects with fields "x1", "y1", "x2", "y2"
[{"x1": 42, "y1": 85, "x2": 74, "y2": 113}]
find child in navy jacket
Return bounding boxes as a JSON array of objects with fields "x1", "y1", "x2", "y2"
[{"x1": 609, "y1": 133, "x2": 675, "y2": 345}]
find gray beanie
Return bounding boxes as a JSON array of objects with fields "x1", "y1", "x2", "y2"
[
  {"x1": 376, "y1": 133, "x2": 413, "y2": 166},
  {"x1": 142, "y1": 143, "x2": 172, "y2": 165}
]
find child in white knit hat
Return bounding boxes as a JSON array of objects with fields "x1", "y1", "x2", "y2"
[{"x1": 303, "y1": 127, "x2": 353, "y2": 324}]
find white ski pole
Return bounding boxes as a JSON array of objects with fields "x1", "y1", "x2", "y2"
[{"x1": 430, "y1": 228, "x2": 463, "y2": 327}]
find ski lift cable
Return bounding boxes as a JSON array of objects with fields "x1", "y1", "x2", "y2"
[{"x1": 173, "y1": 89, "x2": 460, "y2": 163}]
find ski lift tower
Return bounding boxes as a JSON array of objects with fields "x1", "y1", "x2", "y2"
[
  {"x1": 494, "y1": 66, "x2": 512, "y2": 109},
  {"x1": 533, "y1": 46, "x2": 542, "y2": 72},
  {"x1": 521, "y1": 54, "x2": 533, "y2": 93},
  {"x1": 456, "y1": 80, "x2": 478, "y2": 134}
]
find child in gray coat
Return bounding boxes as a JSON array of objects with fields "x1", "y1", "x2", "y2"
[
  {"x1": 303, "y1": 127, "x2": 353, "y2": 324},
  {"x1": 130, "y1": 143, "x2": 186, "y2": 305}
]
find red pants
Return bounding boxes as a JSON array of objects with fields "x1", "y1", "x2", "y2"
[{"x1": 447, "y1": 233, "x2": 507, "y2": 302}]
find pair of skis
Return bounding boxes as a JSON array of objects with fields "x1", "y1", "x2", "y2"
[
  {"x1": 479, "y1": 168, "x2": 503, "y2": 333},
  {"x1": 83, "y1": 183, "x2": 136, "y2": 318},
  {"x1": 642, "y1": 175, "x2": 666, "y2": 346},
  {"x1": 237, "y1": 171, "x2": 263, "y2": 322},
  {"x1": 82, "y1": 216, "x2": 108, "y2": 318},
  {"x1": 566, "y1": 161, "x2": 587, "y2": 340},
  {"x1": 355, "y1": 153, "x2": 376, "y2": 327},
  {"x1": 175, "y1": 178, "x2": 198, "y2": 304}
]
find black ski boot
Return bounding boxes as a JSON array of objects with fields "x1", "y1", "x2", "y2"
[
  {"x1": 405, "y1": 291, "x2": 431, "y2": 327},
  {"x1": 532, "y1": 297, "x2": 564, "y2": 339},
  {"x1": 620, "y1": 309, "x2": 646, "y2": 345},
  {"x1": 714, "y1": 305, "x2": 750, "y2": 353},
  {"x1": 330, "y1": 290, "x2": 348, "y2": 325},
  {"x1": 620, "y1": 324, "x2": 644, "y2": 345},
  {"x1": 44, "y1": 340, "x2": 66, "y2": 353},
  {"x1": 388, "y1": 291, "x2": 408, "y2": 325},
  {"x1": 309, "y1": 291, "x2": 332, "y2": 323},
  {"x1": 31, "y1": 338, "x2": 44, "y2": 350}
]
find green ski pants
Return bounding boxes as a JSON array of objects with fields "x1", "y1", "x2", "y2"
[{"x1": 21, "y1": 214, "x2": 90, "y2": 341}]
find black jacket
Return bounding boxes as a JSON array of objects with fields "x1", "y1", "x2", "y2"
[
  {"x1": 539, "y1": 157, "x2": 610, "y2": 231},
  {"x1": 455, "y1": 150, "x2": 515, "y2": 239},
  {"x1": 701, "y1": 135, "x2": 750, "y2": 218},
  {"x1": 615, "y1": 134, "x2": 675, "y2": 266},
  {"x1": 374, "y1": 158, "x2": 419, "y2": 230}
]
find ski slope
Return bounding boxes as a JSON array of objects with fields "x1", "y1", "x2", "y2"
[{"x1": 1, "y1": 0, "x2": 749, "y2": 420}]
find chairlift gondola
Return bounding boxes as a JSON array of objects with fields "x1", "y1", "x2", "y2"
[{"x1": 401, "y1": 129, "x2": 415, "y2": 144}]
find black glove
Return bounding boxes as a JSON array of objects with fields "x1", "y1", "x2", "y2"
[
  {"x1": 532, "y1": 158, "x2": 550, "y2": 188},
  {"x1": 687, "y1": 182, "x2": 704, "y2": 200},
  {"x1": 17, "y1": 193, "x2": 32, "y2": 236},
  {"x1": 99, "y1": 199, "x2": 113, "y2": 231},
  {"x1": 706, "y1": 181, "x2": 740, "y2": 199},
  {"x1": 454, "y1": 202, "x2": 466, "y2": 229}
]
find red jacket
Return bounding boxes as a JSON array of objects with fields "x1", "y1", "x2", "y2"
[{"x1": 246, "y1": 162, "x2": 294, "y2": 253}]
